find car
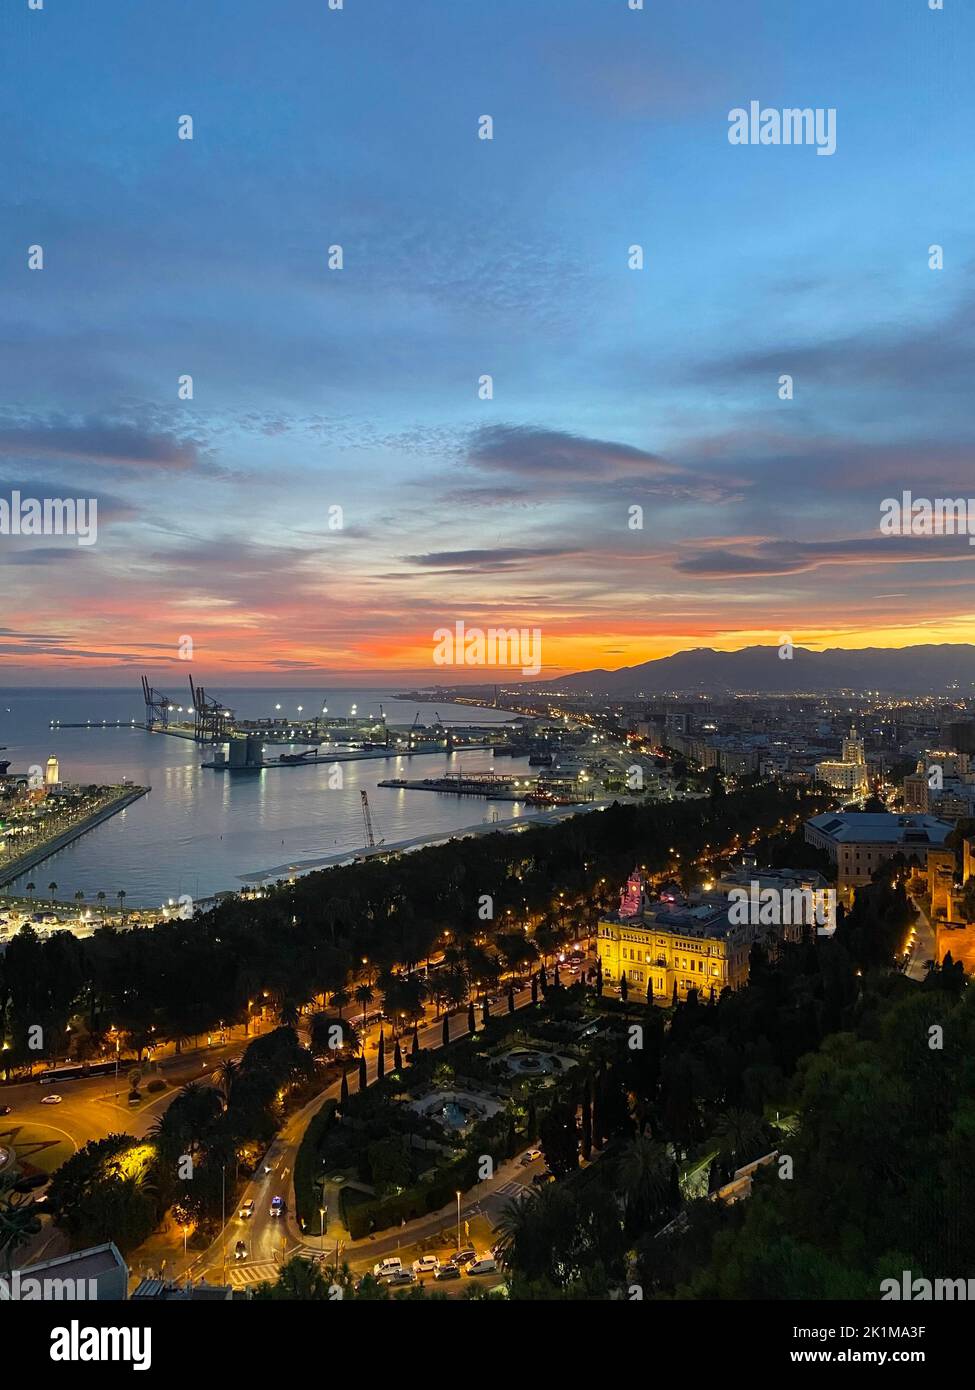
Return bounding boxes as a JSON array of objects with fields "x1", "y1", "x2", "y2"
[
  {"x1": 373, "y1": 1257, "x2": 402, "y2": 1278},
  {"x1": 40, "y1": 1094, "x2": 63, "y2": 1105},
  {"x1": 0, "y1": 1105, "x2": 11, "y2": 1116},
  {"x1": 383, "y1": 1270, "x2": 415, "y2": 1286},
  {"x1": 269, "y1": 1196, "x2": 285, "y2": 1218},
  {"x1": 238, "y1": 1199, "x2": 255, "y2": 1220},
  {"x1": 466, "y1": 1257, "x2": 498, "y2": 1276},
  {"x1": 531, "y1": 1171, "x2": 554, "y2": 1187},
  {"x1": 127, "y1": 1091, "x2": 142, "y2": 1105},
  {"x1": 519, "y1": 1149, "x2": 542, "y2": 1166},
  {"x1": 234, "y1": 1240, "x2": 247, "y2": 1261},
  {"x1": 448, "y1": 1247, "x2": 476, "y2": 1267},
  {"x1": 434, "y1": 1265, "x2": 462, "y2": 1281},
  {"x1": 411, "y1": 1255, "x2": 440, "y2": 1276}
]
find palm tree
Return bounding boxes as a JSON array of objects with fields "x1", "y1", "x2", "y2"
[
  {"x1": 74, "y1": 890, "x2": 85, "y2": 911},
  {"x1": 48, "y1": 881, "x2": 58, "y2": 904},
  {"x1": 96, "y1": 890, "x2": 106, "y2": 911},
  {"x1": 354, "y1": 983, "x2": 374, "y2": 1032},
  {"x1": 25, "y1": 883, "x2": 35, "y2": 902},
  {"x1": 715, "y1": 1108, "x2": 768, "y2": 1169},
  {"x1": 116, "y1": 889, "x2": 127, "y2": 921},
  {"x1": 616, "y1": 1136, "x2": 671, "y2": 1230},
  {"x1": 331, "y1": 988, "x2": 350, "y2": 1020}
]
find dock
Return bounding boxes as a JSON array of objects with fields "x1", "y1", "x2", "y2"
[{"x1": 0, "y1": 785, "x2": 150, "y2": 887}]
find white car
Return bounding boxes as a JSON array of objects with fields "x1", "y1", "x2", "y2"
[
  {"x1": 238, "y1": 1199, "x2": 255, "y2": 1220},
  {"x1": 411, "y1": 1255, "x2": 440, "y2": 1276},
  {"x1": 40, "y1": 1094, "x2": 63, "y2": 1105},
  {"x1": 373, "y1": 1257, "x2": 402, "y2": 1279},
  {"x1": 466, "y1": 1257, "x2": 497, "y2": 1276}
]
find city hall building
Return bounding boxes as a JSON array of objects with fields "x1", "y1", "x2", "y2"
[{"x1": 597, "y1": 871, "x2": 753, "y2": 1003}]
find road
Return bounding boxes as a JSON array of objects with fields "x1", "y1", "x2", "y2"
[
  {"x1": 1, "y1": 1031, "x2": 259, "y2": 1266},
  {"x1": 188, "y1": 966, "x2": 590, "y2": 1290}
]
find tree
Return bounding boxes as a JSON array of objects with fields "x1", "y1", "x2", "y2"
[
  {"x1": 539, "y1": 1099, "x2": 579, "y2": 1178},
  {"x1": 358, "y1": 1053, "x2": 367, "y2": 1091},
  {"x1": 467, "y1": 1001, "x2": 476, "y2": 1034},
  {"x1": 508, "y1": 985, "x2": 515, "y2": 1013},
  {"x1": 616, "y1": 1136, "x2": 672, "y2": 1235},
  {"x1": 377, "y1": 1029, "x2": 385, "y2": 1082},
  {"x1": 354, "y1": 983, "x2": 374, "y2": 1032},
  {"x1": 482, "y1": 997, "x2": 490, "y2": 1026},
  {"x1": 340, "y1": 1068, "x2": 349, "y2": 1106},
  {"x1": 367, "y1": 1137, "x2": 411, "y2": 1196},
  {"x1": 619, "y1": 971, "x2": 628, "y2": 1004},
  {"x1": 442, "y1": 1014, "x2": 450, "y2": 1048},
  {"x1": 48, "y1": 882, "x2": 58, "y2": 904},
  {"x1": 393, "y1": 1038, "x2": 403, "y2": 1072}
]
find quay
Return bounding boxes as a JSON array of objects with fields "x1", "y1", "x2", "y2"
[
  {"x1": 377, "y1": 773, "x2": 591, "y2": 804},
  {"x1": 0, "y1": 785, "x2": 149, "y2": 887}
]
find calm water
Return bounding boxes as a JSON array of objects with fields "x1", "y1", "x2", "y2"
[{"x1": 0, "y1": 687, "x2": 541, "y2": 907}]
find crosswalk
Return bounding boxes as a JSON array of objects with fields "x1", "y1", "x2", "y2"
[
  {"x1": 495, "y1": 1179, "x2": 529, "y2": 1198},
  {"x1": 226, "y1": 1261, "x2": 280, "y2": 1288}
]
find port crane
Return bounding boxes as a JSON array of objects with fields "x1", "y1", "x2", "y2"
[{"x1": 360, "y1": 790, "x2": 384, "y2": 849}]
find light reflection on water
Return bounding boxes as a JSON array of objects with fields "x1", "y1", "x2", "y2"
[{"x1": 0, "y1": 687, "x2": 545, "y2": 906}]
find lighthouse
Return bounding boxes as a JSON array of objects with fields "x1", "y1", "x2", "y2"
[{"x1": 45, "y1": 754, "x2": 60, "y2": 787}]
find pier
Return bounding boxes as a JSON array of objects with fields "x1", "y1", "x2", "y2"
[
  {"x1": 377, "y1": 772, "x2": 592, "y2": 803},
  {"x1": 0, "y1": 784, "x2": 149, "y2": 888}
]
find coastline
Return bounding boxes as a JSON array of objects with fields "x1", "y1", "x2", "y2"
[
  {"x1": 238, "y1": 797, "x2": 613, "y2": 885},
  {"x1": 0, "y1": 785, "x2": 149, "y2": 888}
]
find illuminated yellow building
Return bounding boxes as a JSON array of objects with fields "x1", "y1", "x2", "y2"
[{"x1": 597, "y1": 871, "x2": 753, "y2": 1003}]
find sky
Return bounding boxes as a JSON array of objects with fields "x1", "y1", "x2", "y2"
[{"x1": 1, "y1": 0, "x2": 972, "y2": 687}]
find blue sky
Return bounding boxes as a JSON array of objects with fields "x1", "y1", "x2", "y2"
[{"x1": 1, "y1": 0, "x2": 972, "y2": 683}]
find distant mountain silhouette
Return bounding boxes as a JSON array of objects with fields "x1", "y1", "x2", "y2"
[{"x1": 535, "y1": 644, "x2": 975, "y2": 695}]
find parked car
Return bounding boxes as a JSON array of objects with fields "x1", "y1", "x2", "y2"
[
  {"x1": 270, "y1": 1196, "x2": 285, "y2": 1218},
  {"x1": 519, "y1": 1149, "x2": 542, "y2": 1166},
  {"x1": 40, "y1": 1094, "x2": 62, "y2": 1105},
  {"x1": 434, "y1": 1265, "x2": 462, "y2": 1281},
  {"x1": 373, "y1": 1257, "x2": 402, "y2": 1278},
  {"x1": 234, "y1": 1240, "x2": 247, "y2": 1261},
  {"x1": 466, "y1": 1257, "x2": 498, "y2": 1276},
  {"x1": 411, "y1": 1255, "x2": 440, "y2": 1276},
  {"x1": 384, "y1": 1270, "x2": 415, "y2": 1287},
  {"x1": 448, "y1": 1247, "x2": 476, "y2": 1267},
  {"x1": 238, "y1": 1199, "x2": 255, "y2": 1220},
  {"x1": 531, "y1": 1170, "x2": 554, "y2": 1187}
]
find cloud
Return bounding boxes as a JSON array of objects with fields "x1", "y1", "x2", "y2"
[{"x1": 0, "y1": 415, "x2": 204, "y2": 471}]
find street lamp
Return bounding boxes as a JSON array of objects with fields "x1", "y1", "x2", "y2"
[
  {"x1": 320, "y1": 1206, "x2": 327, "y2": 1255},
  {"x1": 456, "y1": 1191, "x2": 462, "y2": 1251}
]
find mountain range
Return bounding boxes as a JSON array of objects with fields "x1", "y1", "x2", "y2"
[{"x1": 533, "y1": 644, "x2": 975, "y2": 696}]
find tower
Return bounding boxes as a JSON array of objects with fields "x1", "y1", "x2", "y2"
[{"x1": 45, "y1": 754, "x2": 60, "y2": 786}]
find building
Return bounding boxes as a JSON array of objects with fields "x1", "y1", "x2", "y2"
[
  {"x1": 5, "y1": 1242, "x2": 130, "y2": 1300},
  {"x1": 597, "y1": 870, "x2": 754, "y2": 1003},
  {"x1": 815, "y1": 727, "x2": 868, "y2": 795},
  {"x1": 44, "y1": 754, "x2": 60, "y2": 787},
  {"x1": 805, "y1": 811, "x2": 955, "y2": 903}
]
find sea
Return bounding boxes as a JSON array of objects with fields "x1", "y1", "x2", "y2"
[{"x1": 0, "y1": 687, "x2": 546, "y2": 908}]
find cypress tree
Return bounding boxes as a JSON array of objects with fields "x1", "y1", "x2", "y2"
[
  {"x1": 377, "y1": 1028, "x2": 385, "y2": 1081},
  {"x1": 411, "y1": 1022, "x2": 420, "y2": 1057},
  {"x1": 340, "y1": 1068, "x2": 349, "y2": 1106},
  {"x1": 442, "y1": 1013, "x2": 450, "y2": 1048},
  {"x1": 358, "y1": 1052, "x2": 367, "y2": 1090},
  {"x1": 507, "y1": 985, "x2": 515, "y2": 1013},
  {"x1": 531, "y1": 974, "x2": 539, "y2": 1005},
  {"x1": 619, "y1": 971, "x2": 628, "y2": 1003},
  {"x1": 482, "y1": 997, "x2": 490, "y2": 1026},
  {"x1": 467, "y1": 1000, "x2": 476, "y2": 1034},
  {"x1": 393, "y1": 1038, "x2": 403, "y2": 1072}
]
